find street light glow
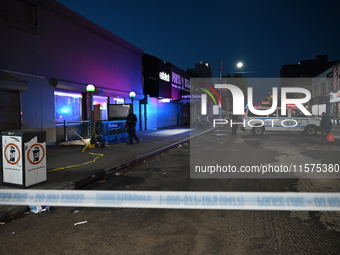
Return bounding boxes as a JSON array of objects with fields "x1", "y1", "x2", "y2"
[
  {"x1": 129, "y1": 91, "x2": 136, "y2": 98},
  {"x1": 86, "y1": 84, "x2": 96, "y2": 92},
  {"x1": 237, "y1": 62, "x2": 243, "y2": 68}
]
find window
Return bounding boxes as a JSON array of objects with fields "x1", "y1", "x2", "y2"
[
  {"x1": 291, "y1": 109, "x2": 305, "y2": 117},
  {"x1": 93, "y1": 95, "x2": 108, "y2": 120},
  {"x1": 54, "y1": 92, "x2": 82, "y2": 123},
  {"x1": 326, "y1": 80, "x2": 332, "y2": 93},
  {"x1": 312, "y1": 86, "x2": 317, "y2": 97},
  {"x1": 110, "y1": 97, "x2": 125, "y2": 104},
  {"x1": 321, "y1": 82, "x2": 326, "y2": 95}
]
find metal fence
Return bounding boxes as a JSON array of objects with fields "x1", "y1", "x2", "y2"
[{"x1": 56, "y1": 121, "x2": 90, "y2": 143}]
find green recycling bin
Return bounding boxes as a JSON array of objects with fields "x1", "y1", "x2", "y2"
[{"x1": 2, "y1": 129, "x2": 47, "y2": 188}]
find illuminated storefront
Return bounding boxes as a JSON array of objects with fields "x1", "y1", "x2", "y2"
[{"x1": 143, "y1": 54, "x2": 190, "y2": 129}]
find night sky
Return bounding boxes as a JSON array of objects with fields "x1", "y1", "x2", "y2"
[{"x1": 58, "y1": 0, "x2": 340, "y2": 98}]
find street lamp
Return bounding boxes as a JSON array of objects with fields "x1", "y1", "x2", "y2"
[
  {"x1": 218, "y1": 60, "x2": 223, "y2": 119},
  {"x1": 218, "y1": 61, "x2": 244, "y2": 118},
  {"x1": 129, "y1": 91, "x2": 136, "y2": 113},
  {"x1": 86, "y1": 84, "x2": 96, "y2": 148},
  {"x1": 86, "y1": 84, "x2": 96, "y2": 93}
]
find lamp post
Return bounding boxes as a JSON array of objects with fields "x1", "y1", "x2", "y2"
[
  {"x1": 129, "y1": 91, "x2": 136, "y2": 113},
  {"x1": 218, "y1": 61, "x2": 244, "y2": 118},
  {"x1": 86, "y1": 84, "x2": 96, "y2": 148},
  {"x1": 219, "y1": 60, "x2": 223, "y2": 119}
]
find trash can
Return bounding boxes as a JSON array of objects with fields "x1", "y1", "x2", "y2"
[{"x1": 2, "y1": 129, "x2": 47, "y2": 188}]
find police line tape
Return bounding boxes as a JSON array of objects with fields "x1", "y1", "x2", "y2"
[{"x1": 0, "y1": 189, "x2": 339, "y2": 211}]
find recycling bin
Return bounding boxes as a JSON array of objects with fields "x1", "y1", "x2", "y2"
[{"x1": 2, "y1": 129, "x2": 47, "y2": 188}]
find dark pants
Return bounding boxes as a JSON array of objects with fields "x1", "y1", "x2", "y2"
[
  {"x1": 231, "y1": 125, "x2": 238, "y2": 135},
  {"x1": 127, "y1": 126, "x2": 138, "y2": 144},
  {"x1": 320, "y1": 129, "x2": 330, "y2": 143}
]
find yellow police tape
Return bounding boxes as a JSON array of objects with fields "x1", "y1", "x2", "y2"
[{"x1": 47, "y1": 142, "x2": 105, "y2": 173}]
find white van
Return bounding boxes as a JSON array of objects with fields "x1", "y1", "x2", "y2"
[{"x1": 242, "y1": 106, "x2": 320, "y2": 135}]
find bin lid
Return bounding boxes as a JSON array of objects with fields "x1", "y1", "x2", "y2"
[{"x1": 1, "y1": 129, "x2": 46, "y2": 136}]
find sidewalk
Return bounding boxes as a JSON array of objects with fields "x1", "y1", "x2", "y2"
[{"x1": 0, "y1": 126, "x2": 204, "y2": 221}]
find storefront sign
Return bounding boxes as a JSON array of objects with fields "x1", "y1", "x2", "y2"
[
  {"x1": 181, "y1": 94, "x2": 201, "y2": 101},
  {"x1": 172, "y1": 72, "x2": 181, "y2": 85},
  {"x1": 159, "y1": 71, "x2": 170, "y2": 82},
  {"x1": 333, "y1": 67, "x2": 338, "y2": 92},
  {"x1": 330, "y1": 90, "x2": 340, "y2": 103},
  {"x1": 171, "y1": 72, "x2": 183, "y2": 90}
]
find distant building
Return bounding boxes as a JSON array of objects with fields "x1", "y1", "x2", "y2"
[
  {"x1": 142, "y1": 54, "x2": 191, "y2": 129},
  {"x1": 280, "y1": 54, "x2": 337, "y2": 78},
  {"x1": 311, "y1": 63, "x2": 340, "y2": 119},
  {"x1": 186, "y1": 61, "x2": 212, "y2": 78},
  {"x1": 280, "y1": 54, "x2": 338, "y2": 99}
]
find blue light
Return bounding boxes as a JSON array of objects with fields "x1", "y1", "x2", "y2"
[{"x1": 61, "y1": 108, "x2": 69, "y2": 113}]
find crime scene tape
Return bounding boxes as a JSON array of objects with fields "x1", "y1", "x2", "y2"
[{"x1": 1, "y1": 190, "x2": 340, "y2": 211}]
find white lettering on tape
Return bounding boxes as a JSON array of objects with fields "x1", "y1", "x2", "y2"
[{"x1": 0, "y1": 190, "x2": 339, "y2": 211}]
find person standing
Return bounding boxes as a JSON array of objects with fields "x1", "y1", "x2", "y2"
[
  {"x1": 231, "y1": 114, "x2": 238, "y2": 136},
  {"x1": 126, "y1": 109, "x2": 139, "y2": 145},
  {"x1": 320, "y1": 112, "x2": 332, "y2": 143}
]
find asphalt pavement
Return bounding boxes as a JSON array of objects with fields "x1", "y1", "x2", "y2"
[{"x1": 0, "y1": 126, "x2": 205, "y2": 222}]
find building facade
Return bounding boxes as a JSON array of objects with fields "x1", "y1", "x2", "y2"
[
  {"x1": 142, "y1": 54, "x2": 190, "y2": 129},
  {"x1": 311, "y1": 63, "x2": 340, "y2": 119},
  {"x1": 0, "y1": 0, "x2": 192, "y2": 147},
  {"x1": 186, "y1": 61, "x2": 212, "y2": 78},
  {"x1": 280, "y1": 55, "x2": 337, "y2": 99},
  {"x1": 0, "y1": 0, "x2": 144, "y2": 146}
]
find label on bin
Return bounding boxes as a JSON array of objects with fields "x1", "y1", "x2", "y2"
[
  {"x1": 2, "y1": 136, "x2": 23, "y2": 185},
  {"x1": 25, "y1": 137, "x2": 47, "y2": 186},
  {"x1": 27, "y1": 143, "x2": 45, "y2": 165}
]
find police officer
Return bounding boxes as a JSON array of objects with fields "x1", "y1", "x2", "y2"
[
  {"x1": 320, "y1": 112, "x2": 332, "y2": 143},
  {"x1": 126, "y1": 109, "x2": 139, "y2": 145},
  {"x1": 231, "y1": 114, "x2": 238, "y2": 135}
]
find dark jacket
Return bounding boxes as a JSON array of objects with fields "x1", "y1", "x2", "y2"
[
  {"x1": 320, "y1": 116, "x2": 332, "y2": 132},
  {"x1": 126, "y1": 113, "x2": 137, "y2": 127}
]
